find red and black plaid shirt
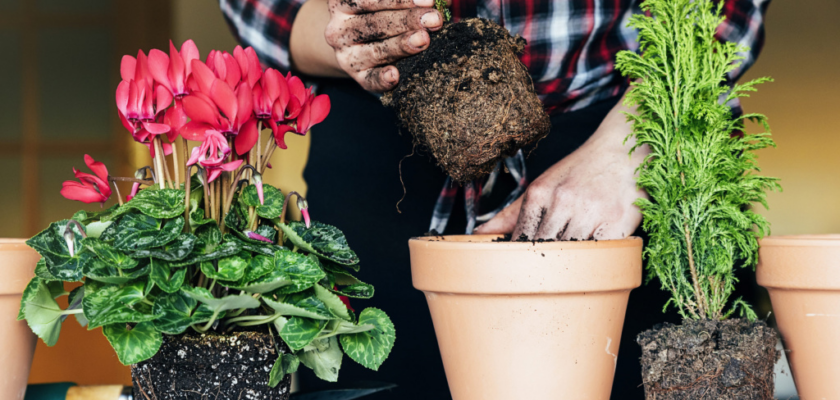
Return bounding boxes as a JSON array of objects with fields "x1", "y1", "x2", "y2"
[{"x1": 220, "y1": 0, "x2": 769, "y2": 115}]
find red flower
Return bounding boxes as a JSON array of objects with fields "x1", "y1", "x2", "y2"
[
  {"x1": 116, "y1": 50, "x2": 174, "y2": 147},
  {"x1": 182, "y1": 59, "x2": 257, "y2": 155},
  {"x1": 295, "y1": 94, "x2": 330, "y2": 134},
  {"x1": 147, "y1": 39, "x2": 200, "y2": 99},
  {"x1": 60, "y1": 155, "x2": 111, "y2": 205}
]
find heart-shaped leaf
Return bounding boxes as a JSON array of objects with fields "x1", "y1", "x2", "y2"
[
  {"x1": 299, "y1": 336, "x2": 343, "y2": 382},
  {"x1": 27, "y1": 220, "x2": 88, "y2": 281},
  {"x1": 72, "y1": 205, "x2": 118, "y2": 224},
  {"x1": 280, "y1": 316, "x2": 327, "y2": 351},
  {"x1": 200, "y1": 255, "x2": 248, "y2": 281},
  {"x1": 226, "y1": 233, "x2": 284, "y2": 257},
  {"x1": 82, "y1": 237, "x2": 139, "y2": 270},
  {"x1": 152, "y1": 291, "x2": 215, "y2": 334},
  {"x1": 129, "y1": 233, "x2": 198, "y2": 262},
  {"x1": 268, "y1": 352, "x2": 299, "y2": 388},
  {"x1": 114, "y1": 214, "x2": 184, "y2": 251},
  {"x1": 170, "y1": 240, "x2": 240, "y2": 268},
  {"x1": 240, "y1": 184, "x2": 285, "y2": 219},
  {"x1": 83, "y1": 282, "x2": 159, "y2": 329},
  {"x1": 150, "y1": 259, "x2": 187, "y2": 294},
  {"x1": 34, "y1": 258, "x2": 58, "y2": 281},
  {"x1": 340, "y1": 308, "x2": 395, "y2": 371},
  {"x1": 277, "y1": 222, "x2": 359, "y2": 265},
  {"x1": 19, "y1": 278, "x2": 64, "y2": 346},
  {"x1": 271, "y1": 249, "x2": 325, "y2": 294},
  {"x1": 106, "y1": 188, "x2": 185, "y2": 220},
  {"x1": 102, "y1": 321, "x2": 162, "y2": 365},
  {"x1": 84, "y1": 259, "x2": 150, "y2": 285}
]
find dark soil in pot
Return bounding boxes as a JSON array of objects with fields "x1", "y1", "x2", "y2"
[
  {"x1": 637, "y1": 318, "x2": 779, "y2": 400},
  {"x1": 132, "y1": 331, "x2": 291, "y2": 400},
  {"x1": 382, "y1": 18, "x2": 550, "y2": 182}
]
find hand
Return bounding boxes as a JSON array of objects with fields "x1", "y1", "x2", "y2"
[
  {"x1": 475, "y1": 99, "x2": 649, "y2": 240},
  {"x1": 325, "y1": 0, "x2": 444, "y2": 92}
]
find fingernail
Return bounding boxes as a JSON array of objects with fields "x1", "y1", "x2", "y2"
[
  {"x1": 414, "y1": 0, "x2": 434, "y2": 6},
  {"x1": 409, "y1": 32, "x2": 427, "y2": 49},
  {"x1": 421, "y1": 11, "x2": 441, "y2": 28},
  {"x1": 385, "y1": 69, "x2": 397, "y2": 83}
]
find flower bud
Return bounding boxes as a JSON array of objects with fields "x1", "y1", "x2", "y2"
[
  {"x1": 253, "y1": 173, "x2": 264, "y2": 205},
  {"x1": 244, "y1": 230, "x2": 272, "y2": 243}
]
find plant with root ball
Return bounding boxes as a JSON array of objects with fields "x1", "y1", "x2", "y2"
[{"x1": 616, "y1": 0, "x2": 780, "y2": 320}]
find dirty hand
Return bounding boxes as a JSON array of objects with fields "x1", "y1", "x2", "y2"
[
  {"x1": 325, "y1": 0, "x2": 444, "y2": 92},
  {"x1": 475, "y1": 99, "x2": 649, "y2": 240}
]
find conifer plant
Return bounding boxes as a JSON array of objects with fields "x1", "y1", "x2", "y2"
[{"x1": 616, "y1": 0, "x2": 781, "y2": 398}]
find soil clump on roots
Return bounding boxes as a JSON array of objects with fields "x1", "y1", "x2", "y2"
[
  {"x1": 132, "y1": 331, "x2": 291, "y2": 400},
  {"x1": 637, "y1": 318, "x2": 779, "y2": 400},
  {"x1": 382, "y1": 18, "x2": 550, "y2": 182}
]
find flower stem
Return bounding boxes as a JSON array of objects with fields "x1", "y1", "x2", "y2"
[
  {"x1": 197, "y1": 311, "x2": 221, "y2": 332},
  {"x1": 172, "y1": 139, "x2": 181, "y2": 187},
  {"x1": 110, "y1": 179, "x2": 124, "y2": 206},
  {"x1": 259, "y1": 140, "x2": 277, "y2": 174},
  {"x1": 153, "y1": 137, "x2": 166, "y2": 190}
]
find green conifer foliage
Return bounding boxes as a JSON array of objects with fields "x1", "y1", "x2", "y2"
[{"x1": 616, "y1": 0, "x2": 780, "y2": 320}]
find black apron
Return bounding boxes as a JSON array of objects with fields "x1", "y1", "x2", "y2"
[{"x1": 299, "y1": 78, "x2": 686, "y2": 400}]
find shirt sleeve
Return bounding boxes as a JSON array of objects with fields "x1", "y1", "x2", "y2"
[
  {"x1": 715, "y1": 0, "x2": 771, "y2": 115},
  {"x1": 717, "y1": 0, "x2": 771, "y2": 82},
  {"x1": 219, "y1": 0, "x2": 308, "y2": 73}
]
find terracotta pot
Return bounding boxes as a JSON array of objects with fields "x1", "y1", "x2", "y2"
[
  {"x1": 0, "y1": 239, "x2": 40, "y2": 400},
  {"x1": 409, "y1": 235, "x2": 642, "y2": 400},
  {"x1": 758, "y1": 234, "x2": 840, "y2": 399}
]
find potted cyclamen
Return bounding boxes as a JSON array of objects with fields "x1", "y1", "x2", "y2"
[
  {"x1": 616, "y1": 1, "x2": 780, "y2": 398},
  {"x1": 18, "y1": 40, "x2": 394, "y2": 399}
]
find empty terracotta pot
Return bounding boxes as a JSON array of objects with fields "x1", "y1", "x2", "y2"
[
  {"x1": 758, "y1": 234, "x2": 840, "y2": 399},
  {"x1": 0, "y1": 239, "x2": 40, "y2": 400},
  {"x1": 409, "y1": 235, "x2": 642, "y2": 400}
]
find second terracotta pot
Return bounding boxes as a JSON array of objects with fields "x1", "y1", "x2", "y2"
[
  {"x1": 0, "y1": 239, "x2": 40, "y2": 400},
  {"x1": 409, "y1": 235, "x2": 642, "y2": 400},
  {"x1": 758, "y1": 234, "x2": 840, "y2": 399}
]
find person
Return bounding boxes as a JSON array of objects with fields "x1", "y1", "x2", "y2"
[{"x1": 220, "y1": 0, "x2": 770, "y2": 398}]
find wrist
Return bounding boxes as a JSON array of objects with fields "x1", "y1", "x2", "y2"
[{"x1": 290, "y1": 0, "x2": 347, "y2": 77}]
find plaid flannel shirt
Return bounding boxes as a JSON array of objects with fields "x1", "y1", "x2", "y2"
[{"x1": 220, "y1": 0, "x2": 770, "y2": 234}]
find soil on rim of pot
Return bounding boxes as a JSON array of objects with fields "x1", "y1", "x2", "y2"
[
  {"x1": 132, "y1": 330, "x2": 291, "y2": 400},
  {"x1": 637, "y1": 318, "x2": 779, "y2": 400},
  {"x1": 382, "y1": 18, "x2": 551, "y2": 182}
]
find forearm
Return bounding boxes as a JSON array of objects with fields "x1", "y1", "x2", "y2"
[{"x1": 289, "y1": 0, "x2": 346, "y2": 77}]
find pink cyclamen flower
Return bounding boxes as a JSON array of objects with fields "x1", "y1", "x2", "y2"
[
  {"x1": 233, "y1": 46, "x2": 262, "y2": 88},
  {"x1": 186, "y1": 130, "x2": 243, "y2": 182},
  {"x1": 116, "y1": 50, "x2": 175, "y2": 150},
  {"x1": 295, "y1": 94, "x2": 330, "y2": 134},
  {"x1": 182, "y1": 60, "x2": 258, "y2": 155},
  {"x1": 244, "y1": 231, "x2": 272, "y2": 243},
  {"x1": 296, "y1": 197, "x2": 311, "y2": 228},
  {"x1": 61, "y1": 155, "x2": 111, "y2": 205},
  {"x1": 147, "y1": 39, "x2": 200, "y2": 98}
]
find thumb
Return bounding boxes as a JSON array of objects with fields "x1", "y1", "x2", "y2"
[{"x1": 474, "y1": 197, "x2": 522, "y2": 234}]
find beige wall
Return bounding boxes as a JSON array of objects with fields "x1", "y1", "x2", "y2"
[{"x1": 740, "y1": 0, "x2": 840, "y2": 235}]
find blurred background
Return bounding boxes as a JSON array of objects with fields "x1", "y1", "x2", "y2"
[{"x1": 0, "y1": 0, "x2": 836, "y2": 391}]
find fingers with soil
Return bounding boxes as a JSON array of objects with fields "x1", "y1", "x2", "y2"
[
  {"x1": 474, "y1": 196, "x2": 522, "y2": 234},
  {"x1": 364, "y1": 66, "x2": 400, "y2": 92},
  {"x1": 353, "y1": 31, "x2": 430, "y2": 70},
  {"x1": 512, "y1": 192, "x2": 548, "y2": 240},
  {"x1": 333, "y1": 0, "x2": 424, "y2": 14},
  {"x1": 331, "y1": 9, "x2": 441, "y2": 47}
]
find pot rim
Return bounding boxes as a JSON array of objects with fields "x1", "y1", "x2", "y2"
[
  {"x1": 759, "y1": 234, "x2": 840, "y2": 247},
  {"x1": 410, "y1": 234, "x2": 642, "y2": 249}
]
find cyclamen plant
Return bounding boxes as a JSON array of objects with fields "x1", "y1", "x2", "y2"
[
  {"x1": 19, "y1": 40, "x2": 394, "y2": 385},
  {"x1": 616, "y1": 0, "x2": 780, "y2": 320}
]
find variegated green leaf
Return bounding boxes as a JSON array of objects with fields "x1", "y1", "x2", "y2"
[
  {"x1": 149, "y1": 259, "x2": 186, "y2": 294},
  {"x1": 277, "y1": 221, "x2": 359, "y2": 265},
  {"x1": 106, "y1": 188, "x2": 185, "y2": 220},
  {"x1": 262, "y1": 296, "x2": 335, "y2": 320},
  {"x1": 84, "y1": 259, "x2": 150, "y2": 285},
  {"x1": 152, "y1": 291, "x2": 215, "y2": 335},
  {"x1": 26, "y1": 220, "x2": 88, "y2": 281},
  {"x1": 280, "y1": 316, "x2": 326, "y2": 351},
  {"x1": 129, "y1": 233, "x2": 197, "y2": 262},
  {"x1": 240, "y1": 184, "x2": 285, "y2": 219},
  {"x1": 199, "y1": 255, "x2": 248, "y2": 281},
  {"x1": 114, "y1": 214, "x2": 184, "y2": 251},
  {"x1": 102, "y1": 321, "x2": 162, "y2": 365},
  {"x1": 82, "y1": 282, "x2": 159, "y2": 329},
  {"x1": 218, "y1": 255, "x2": 274, "y2": 289},
  {"x1": 34, "y1": 258, "x2": 58, "y2": 281},
  {"x1": 340, "y1": 308, "x2": 395, "y2": 370},
  {"x1": 82, "y1": 237, "x2": 139, "y2": 270},
  {"x1": 170, "y1": 240, "x2": 240, "y2": 268},
  {"x1": 314, "y1": 284, "x2": 351, "y2": 321}
]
